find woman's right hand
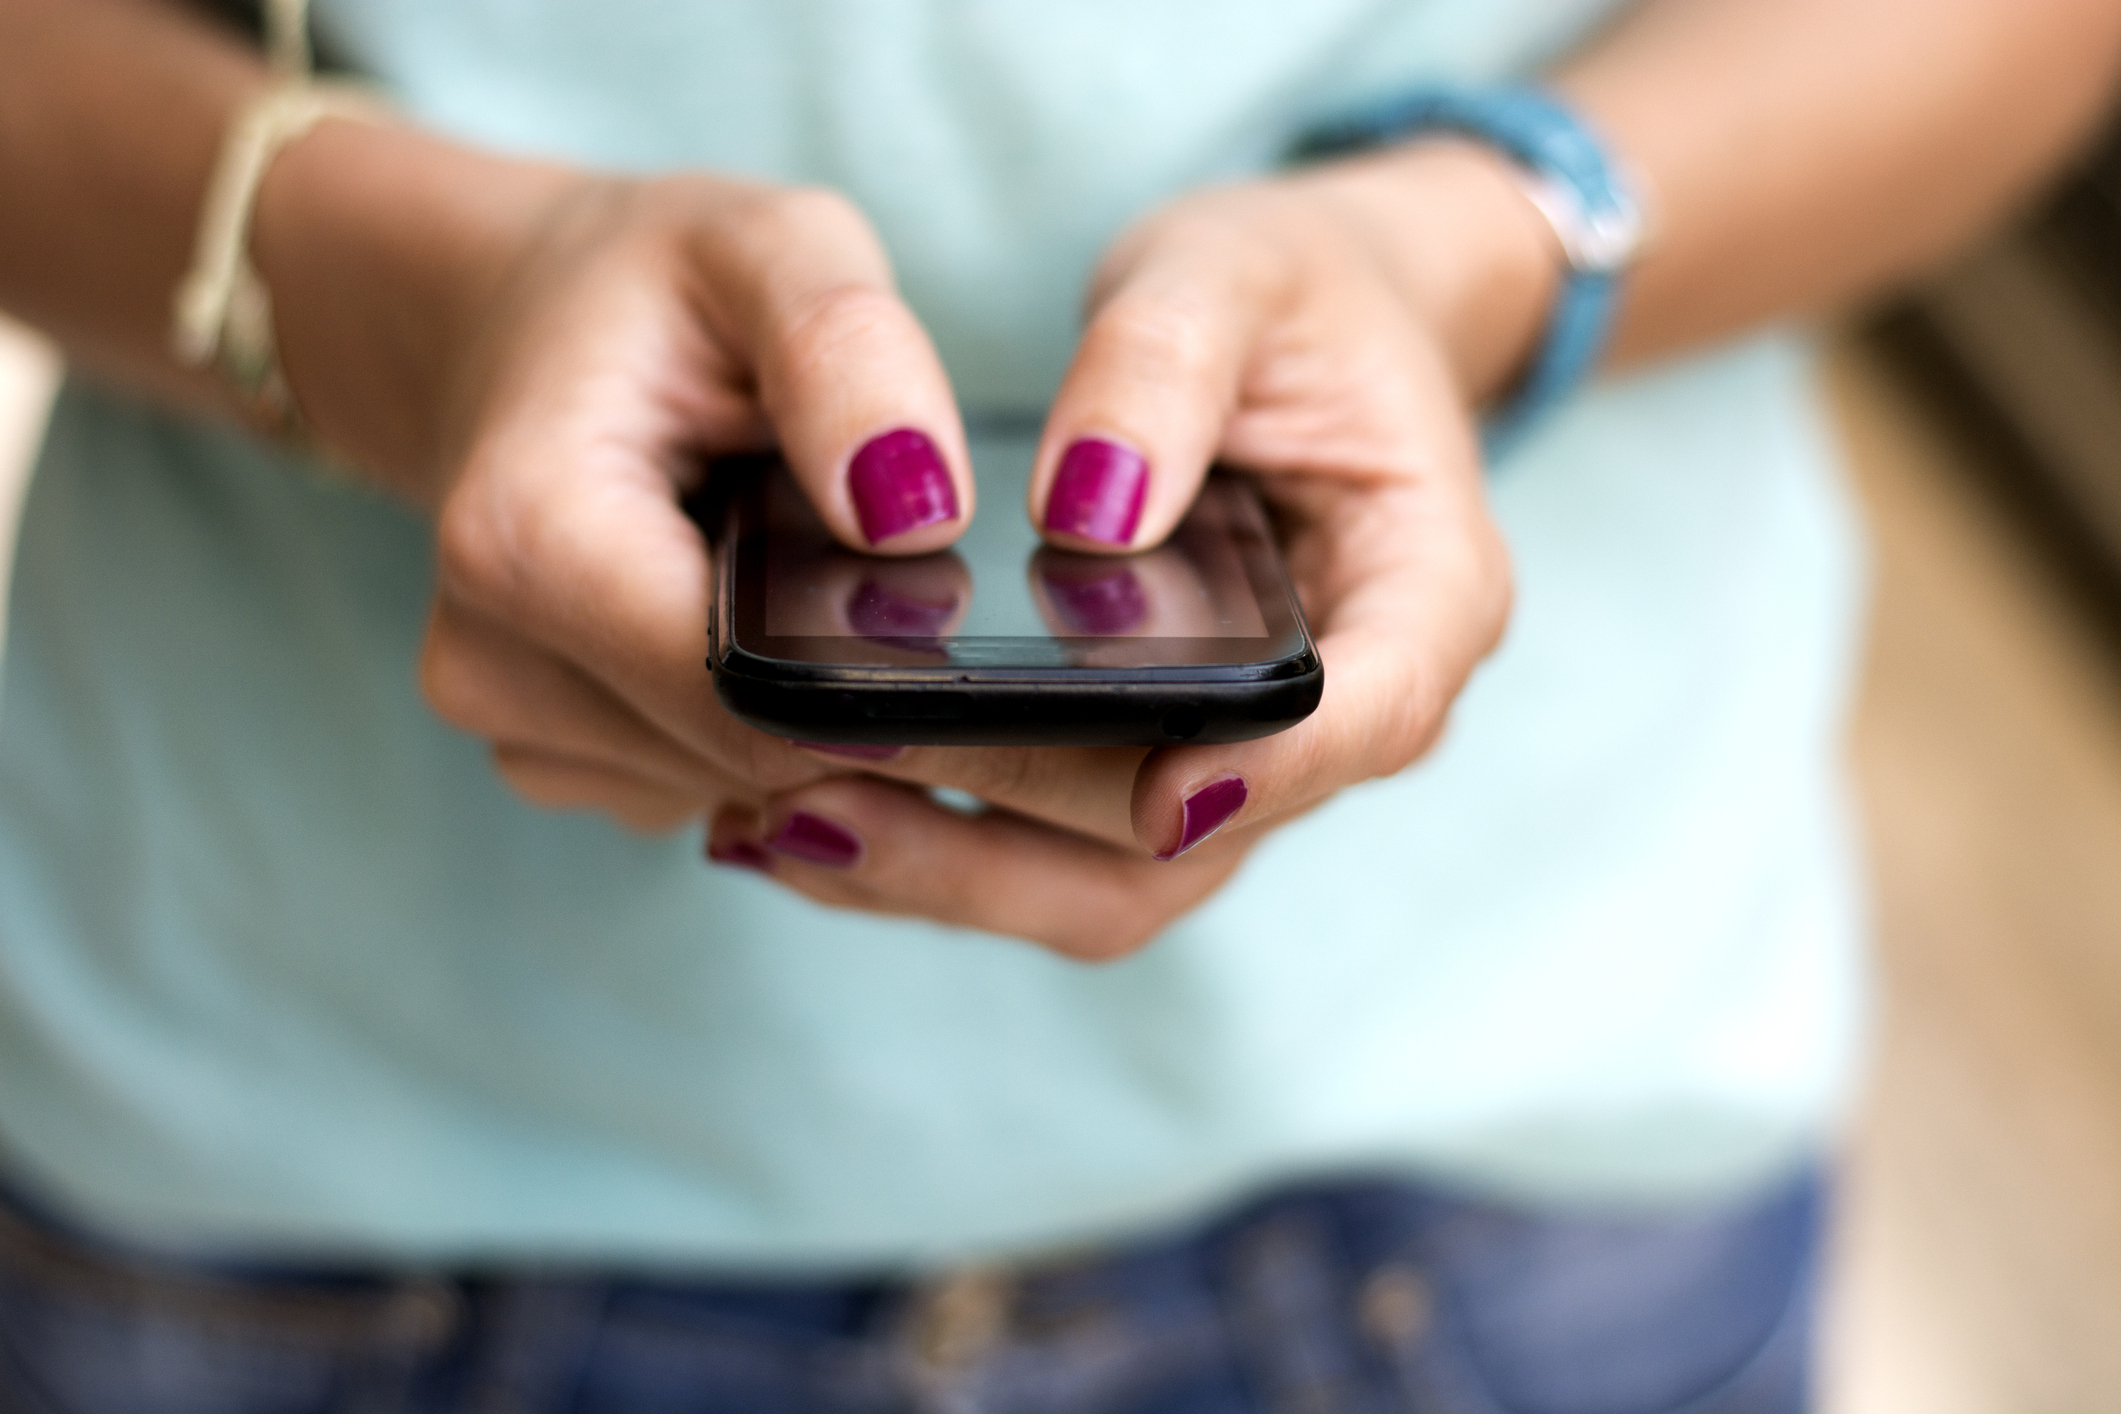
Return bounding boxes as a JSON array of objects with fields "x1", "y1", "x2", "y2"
[{"x1": 255, "y1": 124, "x2": 980, "y2": 832}]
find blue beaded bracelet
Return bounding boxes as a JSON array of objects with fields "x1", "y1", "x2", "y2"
[{"x1": 1295, "y1": 86, "x2": 1647, "y2": 457}]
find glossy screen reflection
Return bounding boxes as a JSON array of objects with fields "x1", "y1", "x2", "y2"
[{"x1": 757, "y1": 470, "x2": 1276, "y2": 668}]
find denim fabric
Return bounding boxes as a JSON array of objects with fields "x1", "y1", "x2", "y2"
[{"x1": 0, "y1": 1169, "x2": 1819, "y2": 1414}]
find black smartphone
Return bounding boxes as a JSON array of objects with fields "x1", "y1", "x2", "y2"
[{"x1": 706, "y1": 445, "x2": 1321, "y2": 747}]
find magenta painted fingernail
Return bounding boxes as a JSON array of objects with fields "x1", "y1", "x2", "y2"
[
  {"x1": 707, "y1": 839, "x2": 774, "y2": 873},
  {"x1": 1041, "y1": 566, "x2": 1148, "y2": 635},
  {"x1": 792, "y1": 740, "x2": 904, "y2": 761},
  {"x1": 846, "y1": 577, "x2": 957, "y2": 640},
  {"x1": 1044, "y1": 438, "x2": 1148, "y2": 546},
  {"x1": 766, "y1": 811, "x2": 864, "y2": 868},
  {"x1": 1154, "y1": 776, "x2": 1247, "y2": 861},
  {"x1": 849, "y1": 429, "x2": 957, "y2": 544}
]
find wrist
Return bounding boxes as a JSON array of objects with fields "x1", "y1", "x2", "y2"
[
  {"x1": 249, "y1": 115, "x2": 579, "y2": 502},
  {"x1": 1299, "y1": 140, "x2": 1561, "y2": 407}
]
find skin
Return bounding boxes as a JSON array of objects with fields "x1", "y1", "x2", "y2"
[{"x1": 3, "y1": 0, "x2": 2120, "y2": 959}]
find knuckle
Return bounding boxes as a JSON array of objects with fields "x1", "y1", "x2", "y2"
[
  {"x1": 1380, "y1": 668, "x2": 1447, "y2": 774},
  {"x1": 728, "y1": 732, "x2": 825, "y2": 793},
  {"x1": 1479, "y1": 532, "x2": 1516, "y2": 642},
  {"x1": 418, "y1": 620, "x2": 491, "y2": 732},
  {"x1": 952, "y1": 748, "x2": 1048, "y2": 810},
  {"x1": 434, "y1": 481, "x2": 521, "y2": 611},
  {"x1": 645, "y1": 171, "x2": 743, "y2": 230},
  {"x1": 1085, "y1": 296, "x2": 1222, "y2": 387},
  {"x1": 768, "y1": 185, "x2": 873, "y2": 244},
  {"x1": 1050, "y1": 924, "x2": 1153, "y2": 965},
  {"x1": 733, "y1": 186, "x2": 889, "y2": 285},
  {"x1": 492, "y1": 748, "x2": 570, "y2": 808},
  {"x1": 1043, "y1": 871, "x2": 1174, "y2": 963},
  {"x1": 614, "y1": 799, "x2": 696, "y2": 836},
  {"x1": 772, "y1": 282, "x2": 912, "y2": 385}
]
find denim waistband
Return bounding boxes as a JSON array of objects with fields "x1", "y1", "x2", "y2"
[{"x1": 0, "y1": 1167, "x2": 1823, "y2": 1413}]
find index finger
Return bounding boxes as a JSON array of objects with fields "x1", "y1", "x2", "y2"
[
  {"x1": 694, "y1": 183, "x2": 975, "y2": 553},
  {"x1": 1029, "y1": 213, "x2": 1281, "y2": 553}
]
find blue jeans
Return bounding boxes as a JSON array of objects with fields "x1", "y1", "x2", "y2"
[{"x1": 0, "y1": 1168, "x2": 1819, "y2": 1413}]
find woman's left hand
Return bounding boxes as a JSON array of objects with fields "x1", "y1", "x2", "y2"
[{"x1": 709, "y1": 144, "x2": 1559, "y2": 959}]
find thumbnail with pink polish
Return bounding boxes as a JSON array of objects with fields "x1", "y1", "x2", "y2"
[
  {"x1": 766, "y1": 811, "x2": 864, "y2": 869},
  {"x1": 1155, "y1": 776, "x2": 1247, "y2": 861},
  {"x1": 1044, "y1": 438, "x2": 1147, "y2": 546},
  {"x1": 849, "y1": 429, "x2": 957, "y2": 544}
]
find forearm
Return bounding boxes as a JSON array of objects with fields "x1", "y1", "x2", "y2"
[
  {"x1": 249, "y1": 117, "x2": 575, "y2": 495},
  {"x1": 0, "y1": 0, "x2": 564, "y2": 498},
  {"x1": 1560, "y1": 0, "x2": 2121, "y2": 364},
  {"x1": 0, "y1": 0, "x2": 264, "y2": 412},
  {"x1": 1331, "y1": 0, "x2": 2121, "y2": 409}
]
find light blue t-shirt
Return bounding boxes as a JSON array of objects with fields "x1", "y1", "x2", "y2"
[{"x1": 0, "y1": 1, "x2": 1867, "y2": 1270}]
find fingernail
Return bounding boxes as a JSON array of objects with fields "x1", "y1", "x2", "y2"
[
  {"x1": 707, "y1": 838, "x2": 775, "y2": 873},
  {"x1": 1154, "y1": 775, "x2": 1247, "y2": 861},
  {"x1": 1040, "y1": 565, "x2": 1148, "y2": 634},
  {"x1": 849, "y1": 429, "x2": 957, "y2": 544},
  {"x1": 766, "y1": 811, "x2": 864, "y2": 868},
  {"x1": 1044, "y1": 438, "x2": 1148, "y2": 546},
  {"x1": 846, "y1": 577, "x2": 957, "y2": 640},
  {"x1": 791, "y1": 740, "x2": 904, "y2": 761}
]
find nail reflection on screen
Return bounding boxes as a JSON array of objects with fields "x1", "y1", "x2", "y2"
[
  {"x1": 834, "y1": 553, "x2": 969, "y2": 655},
  {"x1": 759, "y1": 466, "x2": 1271, "y2": 652},
  {"x1": 1028, "y1": 538, "x2": 1237, "y2": 641},
  {"x1": 845, "y1": 573, "x2": 963, "y2": 640},
  {"x1": 1031, "y1": 556, "x2": 1150, "y2": 635}
]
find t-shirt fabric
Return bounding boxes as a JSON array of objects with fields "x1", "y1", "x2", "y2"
[{"x1": 0, "y1": 0, "x2": 1867, "y2": 1271}]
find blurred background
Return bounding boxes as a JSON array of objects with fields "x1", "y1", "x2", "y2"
[{"x1": 2, "y1": 132, "x2": 2119, "y2": 1412}]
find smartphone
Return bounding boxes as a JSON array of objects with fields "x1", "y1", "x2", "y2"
[{"x1": 706, "y1": 442, "x2": 1322, "y2": 747}]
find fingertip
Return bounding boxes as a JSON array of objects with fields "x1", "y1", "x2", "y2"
[
  {"x1": 848, "y1": 427, "x2": 969, "y2": 550},
  {"x1": 1040, "y1": 436, "x2": 1149, "y2": 549},
  {"x1": 763, "y1": 808, "x2": 866, "y2": 869},
  {"x1": 1035, "y1": 254, "x2": 1269, "y2": 553},
  {"x1": 1147, "y1": 771, "x2": 1248, "y2": 861}
]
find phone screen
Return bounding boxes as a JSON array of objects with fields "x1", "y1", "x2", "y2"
[{"x1": 725, "y1": 439, "x2": 1305, "y2": 672}]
